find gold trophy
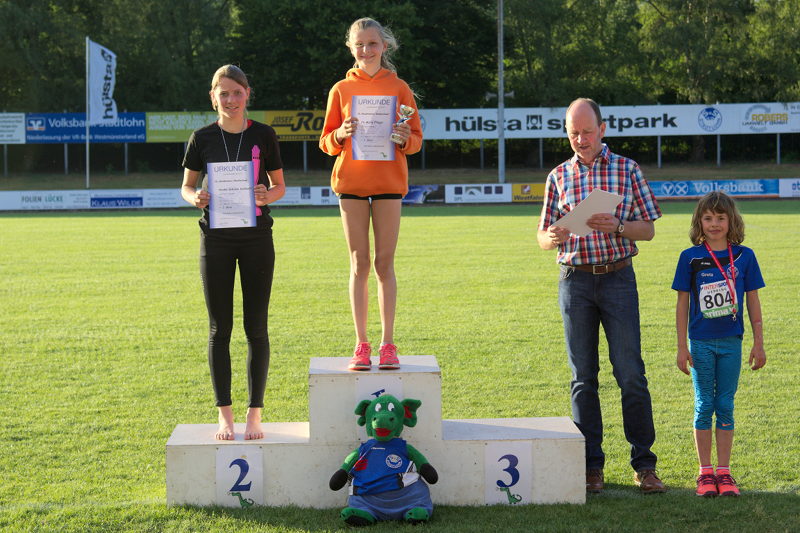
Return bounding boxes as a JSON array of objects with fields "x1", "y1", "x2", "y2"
[{"x1": 390, "y1": 104, "x2": 415, "y2": 144}]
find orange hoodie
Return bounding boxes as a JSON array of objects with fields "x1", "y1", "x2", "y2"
[{"x1": 320, "y1": 68, "x2": 422, "y2": 196}]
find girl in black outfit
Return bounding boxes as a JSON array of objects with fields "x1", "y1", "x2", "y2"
[{"x1": 181, "y1": 65, "x2": 285, "y2": 440}]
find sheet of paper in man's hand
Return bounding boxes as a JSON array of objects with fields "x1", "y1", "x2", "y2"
[{"x1": 552, "y1": 189, "x2": 624, "y2": 237}]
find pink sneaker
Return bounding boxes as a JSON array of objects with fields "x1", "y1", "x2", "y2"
[
  {"x1": 716, "y1": 471, "x2": 740, "y2": 496},
  {"x1": 378, "y1": 343, "x2": 400, "y2": 370},
  {"x1": 348, "y1": 342, "x2": 371, "y2": 371},
  {"x1": 695, "y1": 473, "x2": 718, "y2": 497}
]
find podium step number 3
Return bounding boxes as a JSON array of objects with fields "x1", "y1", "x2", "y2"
[{"x1": 486, "y1": 441, "x2": 532, "y2": 505}]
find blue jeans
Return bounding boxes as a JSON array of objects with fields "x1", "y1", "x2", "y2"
[
  {"x1": 558, "y1": 264, "x2": 657, "y2": 471},
  {"x1": 689, "y1": 336, "x2": 742, "y2": 430}
]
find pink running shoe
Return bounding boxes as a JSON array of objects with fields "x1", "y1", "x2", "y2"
[
  {"x1": 716, "y1": 472, "x2": 740, "y2": 496},
  {"x1": 378, "y1": 343, "x2": 400, "y2": 370},
  {"x1": 695, "y1": 473, "x2": 718, "y2": 497},
  {"x1": 348, "y1": 342, "x2": 372, "y2": 371}
]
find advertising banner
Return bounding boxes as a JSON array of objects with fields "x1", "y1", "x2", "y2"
[
  {"x1": 419, "y1": 102, "x2": 800, "y2": 140},
  {"x1": 146, "y1": 111, "x2": 218, "y2": 143},
  {"x1": 445, "y1": 184, "x2": 512, "y2": 204},
  {"x1": 404, "y1": 185, "x2": 444, "y2": 204},
  {"x1": 272, "y1": 185, "x2": 306, "y2": 206},
  {"x1": 0, "y1": 113, "x2": 25, "y2": 144},
  {"x1": 25, "y1": 112, "x2": 146, "y2": 143},
  {"x1": 511, "y1": 183, "x2": 546, "y2": 203},
  {"x1": 262, "y1": 110, "x2": 326, "y2": 141},
  {"x1": 649, "y1": 179, "x2": 780, "y2": 199},
  {"x1": 3, "y1": 181, "x2": 792, "y2": 211},
  {"x1": 0, "y1": 188, "x2": 183, "y2": 210},
  {"x1": 144, "y1": 110, "x2": 325, "y2": 142},
  {"x1": 778, "y1": 177, "x2": 800, "y2": 198},
  {"x1": 271, "y1": 186, "x2": 336, "y2": 206}
]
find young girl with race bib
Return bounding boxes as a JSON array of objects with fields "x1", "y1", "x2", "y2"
[
  {"x1": 672, "y1": 191, "x2": 766, "y2": 497},
  {"x1": 319, "y1": 17, "x2": 422, "y2": 371}
]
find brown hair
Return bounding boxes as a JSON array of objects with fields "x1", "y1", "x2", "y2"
[
  {"x1": 689, "y1": 191, "x2": 745, "y2": 245},
  {"x1": 209, "y1": 64, "x2": 251, "y2": 110},
  {"x1": 347, "y1": 17, "x2": 399, "y2": 72},
  {"x1": 567, "y1": 98, "x2": 603, "y2": 125}
]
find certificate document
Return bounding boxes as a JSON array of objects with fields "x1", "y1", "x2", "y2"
[
  {"x1": 207, "y1": 161, "x2": 256, "y2": 229},
  {"x1": 351, "y1": 95, "x2": 396, "y2": 161},
  {"x1": 552, "y1": 188, "x2": 624, "y2": 237}
]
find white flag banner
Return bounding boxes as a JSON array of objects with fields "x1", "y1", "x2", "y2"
[{"x1": 87, "y1": 39, "x2": 118, "y2": 125}]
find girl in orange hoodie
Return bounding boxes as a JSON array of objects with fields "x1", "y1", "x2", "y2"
[{"x1": 320, "y1": 17, "x2": 422, "y2": 371}]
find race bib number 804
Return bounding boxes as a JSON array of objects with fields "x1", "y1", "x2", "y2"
[{"x1": 699, "y1": 280, "x2": 736, "y2": 318}]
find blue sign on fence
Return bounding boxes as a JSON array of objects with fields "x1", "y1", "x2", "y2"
[
  {"x1": 649, "y1": 179, "x2": 779, "y2": 199},
  {"x1": 25, "y1": 112, "x2": 146, "y2": 143}
]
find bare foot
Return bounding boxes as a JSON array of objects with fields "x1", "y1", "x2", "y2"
[
  {"x1": 216, "y1": 406, "x2": 235, "y2": 440},
  {"x1": 245, "y1": 407, "x2": 264, "y2": 440}
]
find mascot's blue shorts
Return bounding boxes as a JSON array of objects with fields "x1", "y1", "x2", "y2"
[{"x1": 348, "y1": 481, "x2": 432, "y2": 521}]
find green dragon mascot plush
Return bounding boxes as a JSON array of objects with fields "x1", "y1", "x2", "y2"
[{"x1": 329, "y1": 394, "x2": 438, "y2": 526}]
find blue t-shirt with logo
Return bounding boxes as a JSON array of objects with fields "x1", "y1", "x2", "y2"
[
  {"x1": 349, "y1": 438, "x2": 412, "y2": 495},
  {"x1": 672, "y1": 244, "x2": 765, "y2": 340}
]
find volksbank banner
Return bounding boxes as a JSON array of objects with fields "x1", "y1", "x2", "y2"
[
  {"x1": 419, "y1": 102, "x2": 800, "y2": 140},
  {"x1": 25, "y1": 112, "x2": 145, "y2": 143},
  {"x1": 648, "y1": 179, "x2": 780, "y2": 199}
]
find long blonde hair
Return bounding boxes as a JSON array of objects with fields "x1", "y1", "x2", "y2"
[{"x1": 346, "y1": 18, "x2": 399, "y2": 72}]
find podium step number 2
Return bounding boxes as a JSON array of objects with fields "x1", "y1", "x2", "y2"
[{"x1": 216, "y1": 446, "x2": 263, "y2": 507}]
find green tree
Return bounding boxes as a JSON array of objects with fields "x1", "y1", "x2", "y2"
[
  {"x1": 505, "y1": 0, "x2": 650, "y2": 107},
  {"x1": 0, "y1": 0, "x2": 86, "y2": 111},
  {"x1": 638, "y1": 0, "x2": 755, "y2": 161},
  {"x1": 95, "y1": 0, "x2": 234, "y2": 111},
  {"x1": 0, "y1": 0, "x2": 233, "y2": 112},
  {"x1": 230, "y1": 0, "x2": 496, "y2": 109},
  {"x1": 638, "y1": 0, "x2": 755, "y2": 104},
  {"x1": 745, "y1": 0, "x2": 800, "y2": 102}
]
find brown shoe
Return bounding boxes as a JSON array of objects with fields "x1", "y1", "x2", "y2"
[
  {"x1": 586, "y1": 468, "x2": 604, "y2": 493},
  {"x1": 634, "y1": 469, "x2": 667, "y2": 493}
]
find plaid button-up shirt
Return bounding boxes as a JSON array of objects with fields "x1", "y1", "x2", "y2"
[{"x1": 538, "y1": 144, "x2": 662, "y2": 266}]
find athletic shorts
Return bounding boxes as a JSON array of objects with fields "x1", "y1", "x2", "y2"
[{"x1": 338, "y1": 193, "x2": 403, "y2": 201}]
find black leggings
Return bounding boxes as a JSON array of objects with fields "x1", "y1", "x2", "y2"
[{"x1": 200, "y1": 228, "x2": 274, "y2": 408}]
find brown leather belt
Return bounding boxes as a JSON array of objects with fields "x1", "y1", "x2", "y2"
[{"x1": 566, "y1": 258, "x2": 631, "y2": 275}]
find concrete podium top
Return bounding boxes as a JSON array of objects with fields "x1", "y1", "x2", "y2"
[
  {"x1": 442, "y1": 417, "x2": 582, "y2": 441},
  {"x1": 167, "y1": 422, "x2": 310, "y2": 446},
  {"x1": 309, "y1": 355, "x2": 440, "y2": 375}
]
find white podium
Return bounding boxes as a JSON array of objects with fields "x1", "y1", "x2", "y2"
[{"x1": 166, "y1": 356, "x2": 585, "y2": 508}]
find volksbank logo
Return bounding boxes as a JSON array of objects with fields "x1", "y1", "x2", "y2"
[
  {"x1": 27, "y1": 118, "x2": 45, "y2": 131},
  {"x1": 444, "y1": 113, "x2": 678, "y2": 133},
  {"x1": 661, "y1": 182, "x2": 690, "y2": 196}
]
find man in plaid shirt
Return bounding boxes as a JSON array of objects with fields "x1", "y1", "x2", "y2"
[{"x1": 537, "y1": 98, "x2": 666, "y2": 495}]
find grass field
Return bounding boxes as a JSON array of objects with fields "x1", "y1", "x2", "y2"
[{"x1": 1, "y1": 200, "x2": 798, "y2": 532}]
